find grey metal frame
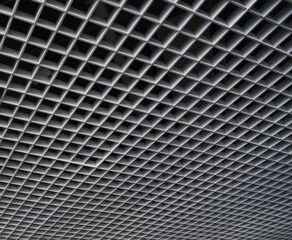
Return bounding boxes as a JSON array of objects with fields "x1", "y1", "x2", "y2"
[{"x1": 0, "y1": 0, "x2": 292, "y2": 239}]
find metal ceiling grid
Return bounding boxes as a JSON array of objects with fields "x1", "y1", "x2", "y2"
[{"x1": 0, "y1": 0, "x2": 292, "y2": 239}]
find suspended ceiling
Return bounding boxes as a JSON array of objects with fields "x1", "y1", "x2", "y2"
[{"x1": 0, "y1": 0, "x2": 292, "y2": 239}]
